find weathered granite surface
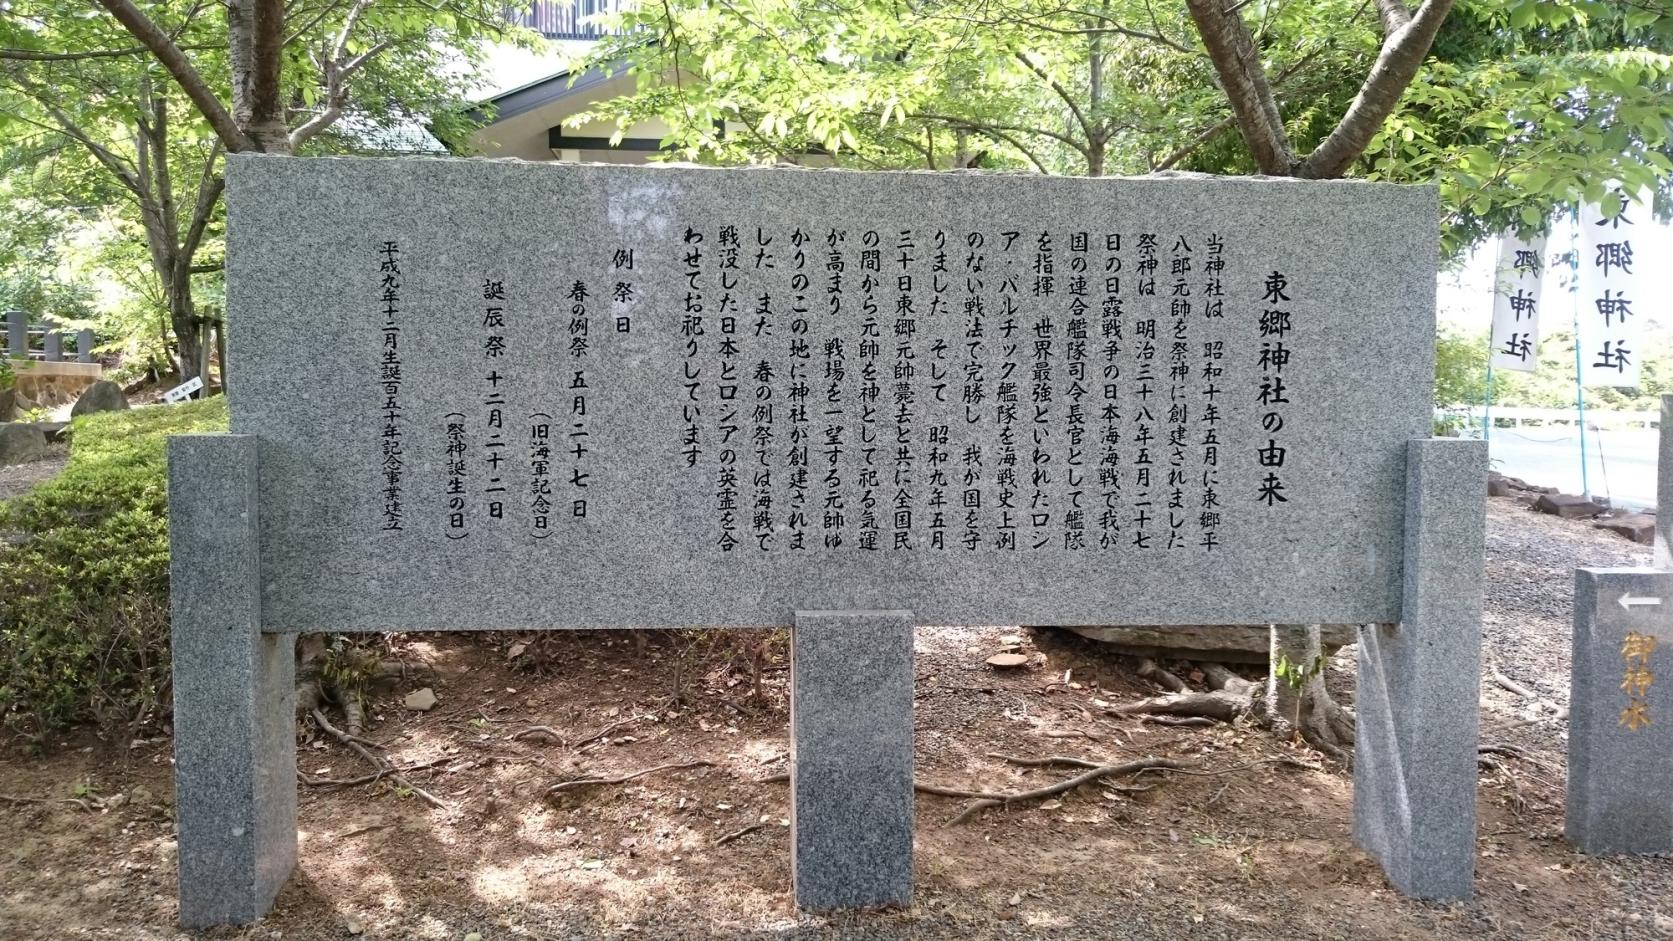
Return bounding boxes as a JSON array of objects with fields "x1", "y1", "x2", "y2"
[
  {"x1": 224, "y1": 155, "x2": 1438, "y2": 631},
  {"x1": 1354, "y1": 437, "x2": 1486, "y2": 899},
  {"x1": 1566, "y1": 567, "x2": 1673, "y2": 854},
  {"x1": 790, "y1": 611, "x2": 915, "y2": 909},
  {"x1": 168, "y1": 434, "x2": 297, "y2": 926}
]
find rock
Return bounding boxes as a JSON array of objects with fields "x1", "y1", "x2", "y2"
[
  {"x1": 403, "y1": 687, "x2": 438, "y2": 711},
  {"x1": 1067, "y1": 624, "x2": 1358, "y2": 664},
  {"x1": 1594, "y1": 514, "x2": 1655, "y2": 545},
  {"x1": 1534, "y1": 493, "x2": 1606, "y2": 519},
  {"x1": 985, "y1": 653, "x2": 1029, "y2": 668},
  {"x1": 69, "y1": 379, "x2": 129, "y2": 417},
  {"x1": 0, "y1": 386, "x2": 14, "y2": 422},
  {"x1": 1514, "y1": 492, "x2": 1540, "y2": 507},
  {"x1": 1487, "y1": 477, "x2": 1511, "y2": 498},
  {"x1": 0, "y1": 422, "x2": 48, "y2": 466},
  {"x1": 33, "y1": 421, "x2": 69, "y2": 442},
  {"x1": 344, "y1": 915, "x2": 364, "y2": 935}
]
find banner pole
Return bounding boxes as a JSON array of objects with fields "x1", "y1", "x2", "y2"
[{"x1": 1571, "y1": 204, "x2": 1589, "y2": 498}]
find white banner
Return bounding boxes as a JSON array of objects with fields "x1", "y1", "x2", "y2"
[
  {"x1": 1578, "y1": 187, "x2": 1648, "y2": 388},
  {"x1": 1488, "y1": 231, "x2": 1547, "y2": 371}
]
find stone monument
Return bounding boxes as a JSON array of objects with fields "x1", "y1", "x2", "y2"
[
  {"x1": 1566, "y1": 394, "x2": 1673, "y2": 853},
  {"x1": 167, "y1": 155, "x2": 1485, "y2": 926}
]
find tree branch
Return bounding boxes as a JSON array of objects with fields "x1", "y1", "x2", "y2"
[
  {"x1": 229, "y1": 0, "x2": 288, "y2": 151},
  {"x1": 180, "y1": 146, "x2": 225, "y2": 262},
  {"x1": 1155, "y1": 115, "x2": 1235, "y2": 171},
  {"x1": 93, "y1": 0, "x2": 250, "y2": 152},
  {"x1": 1373, "y1": 0, "x2": 1413, "y2": 33},
  {"x1": 0, "y1": 44, "x2": 212, "y2": 61},
  {"x1": 1183, "y1": 0, "x2": 1297, "y2": 174},
  {"x1": 1015, "y1": 51, "x2": 1094, "y2": 143},
  {"x1": 1299, "y1": 0, "x2": 1455, "y2": 178}
]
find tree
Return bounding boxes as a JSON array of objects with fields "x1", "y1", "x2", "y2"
[
  {"x1": 580, "y1": 0, "x2": 1673, "y2": 253},
  {"x1": 577, "y1": 0, "x2": 1673, "y2": 757},
  {"x1": 0, "y1": 1, "x2": 517, "y2": 379}
]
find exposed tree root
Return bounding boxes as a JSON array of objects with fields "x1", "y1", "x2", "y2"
[
  {"x1": 1109, "y1": 627, "x2": 1357, "y2": 762},
  {"x1": 754, "y1": 751, "x2": 1316, "y2": 824},
  {"x1": 920, "y1": 755, "x2": 1174, "y2": 824},
  {"x1": 511, "y1": 725, "x2": 565, "y2": 745},
  {"x1": 0, "y1": 794, "x2": 96, "y2": 812},
  {"x1": 573, "y1": 715, "x2": 650, "y2": 751},
  {"x1": 716, "y1": 822, "x2": 766, "y2": 845},
  {"x1": 298, "y1": 755, "x2": 452, "y2": 789},
  {"x1": 311, "y1": 708, "x2": 449, "y2": 810},
  {"x1": 546, "y1": 760, "x2": 714, "y2": 797}
]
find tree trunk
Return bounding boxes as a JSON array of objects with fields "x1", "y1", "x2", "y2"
[
  {"x1": 1265, "y1": 624, "x2": 1317, "y2": 730},
  {"x1": 169, "y1": 272, "x2": 201, "y2": 382}
]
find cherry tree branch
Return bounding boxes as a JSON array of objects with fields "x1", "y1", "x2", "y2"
[
  {"x1": 93, "y1": 0, "x2": 251, "y2": 152},
  {"x1": 1182, "y1": 0, "x2": 1296, "y2": 175},
  {"x1": 1298, "y1": 0, "x2": 1455, "y2": 178}
]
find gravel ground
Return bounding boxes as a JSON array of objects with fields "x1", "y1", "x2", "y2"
[{"x1": 1482, "y1": 499, "x2": 1652, "y2": 709}]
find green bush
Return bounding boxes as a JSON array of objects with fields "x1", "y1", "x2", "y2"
[{"x1": 0, "y1": 397, "x2": 228, "y2": 743}]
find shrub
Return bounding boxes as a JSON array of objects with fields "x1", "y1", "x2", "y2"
[{"x1": 0, "y1": 397, "x2": 228, "y2": 743}]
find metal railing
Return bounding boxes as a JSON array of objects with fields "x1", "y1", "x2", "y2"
[
  {"x1": 0, "y1": 309, "x2": 95, "y2": 363},
  {"x1": 1441, "y1": 405, "x2": 1660, "y2": 432}
]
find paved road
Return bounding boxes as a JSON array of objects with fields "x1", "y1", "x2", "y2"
[{"x1": 1483, "y1": 426, "x2": 1659, "y2": 510}]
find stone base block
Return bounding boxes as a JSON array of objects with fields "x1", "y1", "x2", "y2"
[{"x1": 790, "y1": 610, "x2": 915, "y2": 910}]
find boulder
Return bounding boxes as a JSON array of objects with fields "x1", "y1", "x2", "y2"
[
  {"x1": 0, "y1": 385, "x2": 14, "y2": 422},
  {"x1": 1487, "y1": 477, "x2": 1511, "y2": 498},
  {"x1": 1065, "y1": 624, "x2": 1358, "y2": 664},
  {"x1": 70, "y1": 379, "x2": 129, "y2": 417},
  {"x1": 0, "y1": 422, "x2": 49, "y2": 466},
  {"x1": 1535, "y1": 492, "x2": 1605, "y2": 519},
  {"x1": 32, "y1": 421, "x2": 69, "y2": 443},
  {"x1": 1595, "y1": 514, "x2": 1656, "y2": 546}
]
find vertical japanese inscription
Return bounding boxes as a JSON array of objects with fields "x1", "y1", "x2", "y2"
[
  {"x1": 568, "y1": 279, "x2": 592, "y2": 521},
  {"x1": 1199, "y1": 235, "x2": 1225, "y2": 550},
  {"x1": 1620, "y1": 631, "x2": 1657, "y2": 731},
  {"x1": 1257, "y1": 271, "x2": 1292, "y2": 507},
  {"x1": 362, "y1": 202, "x2": 1362, "y2": 559},
  {"x1": 378, "y1": 241, "x2": 405, "y2": 531}
]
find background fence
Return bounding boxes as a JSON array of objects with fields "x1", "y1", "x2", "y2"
[{"x1": 0, "y1": 309, "x2": 94, "y2": 363}]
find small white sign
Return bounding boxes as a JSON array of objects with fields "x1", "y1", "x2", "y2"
[{"x1": 163, "y1": 375, "x2": 204, "y2": 403}]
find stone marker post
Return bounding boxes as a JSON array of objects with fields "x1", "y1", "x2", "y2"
[
  {"x1": 1353, "y1": 437, "x2": 1487, "y2": 899},
  {"x1": 791, "y1": 611, "x2": 915, "y2": 909},
  {"x1": 4, "y1": 309, "x2": 23, "y2": 358},
  {"x1": 168, "y1": 435, "x2": 297, "y2": 927},
  {"x1": 41, "y1": 321, "x2": 61, "y2": 362},
  {"x1": 76, "y1": 328, "x2": 94, "y2": 363},
  {"x1": 1567, "y1": 393, "x2": 1673, "y2": 853},
  {"x1": 1566, "y1": 568, "x2": 1673, "y2": 853}
]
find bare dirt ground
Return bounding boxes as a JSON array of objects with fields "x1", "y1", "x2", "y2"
[
  {"x1": 0, "y1": 445, "x2": 69, "y2": 503},
  {"x1": 1, "y1": 497, "x2": 1667, "y2": 941}
]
